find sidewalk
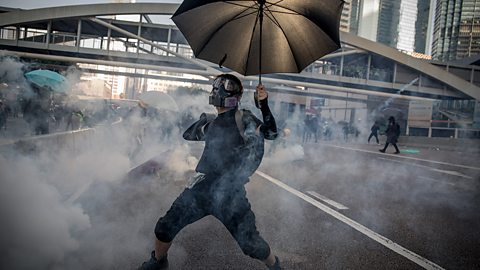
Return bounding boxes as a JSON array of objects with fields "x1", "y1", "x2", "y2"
[
  {"x1": 399, "y1": 136, "x2": 480, "y2": 153},
  {"x1": 311, "y1": 139, "x2": 480, "y2": 169}
]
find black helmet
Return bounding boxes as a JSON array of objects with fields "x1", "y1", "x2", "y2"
[{"x1": 209, "y1": 74, "x2": 243, "y2": 108}]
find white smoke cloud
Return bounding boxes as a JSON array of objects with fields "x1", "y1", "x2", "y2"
[
  {"x1": 2, "y1": 56, "x2": 475, "y2": 270},
  {"x1": 0, "y1": 57, "x2": 205, "y2": 269},
  {"x1": 0, "y1": 154, "x2": 91, "y2": 270},
  {"x1": 0, "y1": 54, "x2": 25, "y2": 82}
]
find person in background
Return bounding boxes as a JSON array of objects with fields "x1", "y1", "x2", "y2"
[
  {"x1": 379, "y1": 116, "x2": 400, "y2": 154},
  {"x1": 138, "y1": 73, "x2": 280, "y2": 270},
  {"x1": 368, "y1": 121, "x2": 380, "y2": 144},
  {"x1": 0, "y1": 100, "x2": 7, "y2": 131}
]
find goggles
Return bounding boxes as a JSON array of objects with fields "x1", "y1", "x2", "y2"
[{"x1": 212, "y1": 77, "x2": 241, "y2": 93}]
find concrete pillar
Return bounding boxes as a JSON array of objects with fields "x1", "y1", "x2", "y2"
[
  {"x1": 137, "y1": 15, "x2": 142, "y2": 55},
  {"x1": 15, "y1": 26, "x2": 19, "y2": 46},
  {"x1": 76, "y1": 19, "x2": 82, "y2": 51},
  {"x1": 392, "y1": 63, "x2": 397, "y2": 86},
  {"x1": 106, "y1": 26, "x2": 111, "y2": 51},
  {"x1": 46, "y1": 20, "x2": 51, "y2": 48},
  {"x1": 340, "y1": 52, "x2": 344, "y2": 76},
  {"x1": 366, "y1": 54, "x2": 371, "y2": 81},
  {"x1": 167, "y1": 26, "x2": 172, "y2": 57}
]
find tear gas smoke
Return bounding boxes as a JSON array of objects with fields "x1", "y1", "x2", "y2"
[
  {"x1": 0, "y1": 57, "x2": 209, "y2": 269},
  {"x1": 1, "y1": 57, "x2": 477, "y2": 269}
]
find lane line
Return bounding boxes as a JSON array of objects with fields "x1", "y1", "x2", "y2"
[
  {"x1": 255, "y1": 170, "x2": 445, "y2": 270},
  {"x1": 377, "y1": 157, "x2": 473, "y2": 179},
  {"x1": 417, "y1": 176, "x2": 456, "y2": 187},
  {"x1": 306, "y1": 191, "x2": 349, "y2": 210},
  {"x1": 316, "y1": 142, "x2": 480, "y2": 171}
]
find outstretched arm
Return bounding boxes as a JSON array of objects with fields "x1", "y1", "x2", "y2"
[{"x1": 255, "y1": 84, "x2": 278, "y2": 140}]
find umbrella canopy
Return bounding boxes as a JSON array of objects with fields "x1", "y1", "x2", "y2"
[
  {"x1": 138, "y1": 91, "x2": 179, "y2": 112},
  {"x1": 172, "y1": 0, "x2": 344, "y2": 77},
  {"x1": 25, "y1": 69, "x2": 69, "y2": 93}
]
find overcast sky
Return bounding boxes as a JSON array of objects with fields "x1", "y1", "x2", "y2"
[{"x1": 1, "y1": 0, "x2": 182, "y2": 9}]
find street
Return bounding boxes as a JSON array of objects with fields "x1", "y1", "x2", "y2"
[{"x1": 75, "y1": 141, "x2": 480, "y2": 270}]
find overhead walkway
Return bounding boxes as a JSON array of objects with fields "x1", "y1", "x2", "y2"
[{"x1": 1, "y1": 3, "x2": 479, "y2": 102}]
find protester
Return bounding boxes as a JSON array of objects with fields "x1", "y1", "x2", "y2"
[
  {"x1": 138, "y1": 74, "x2": 280, "y2": 270},
  {"x1": 379, "y1": 116, "x2": 400, "y2": 154},
  {"x1": 368, "y1": 121, "x2": 380, "y2": 144},
  {"x1": 0, "y1": 100, "x2": 7, "y2": 131}
]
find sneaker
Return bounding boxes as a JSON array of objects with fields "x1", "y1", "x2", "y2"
[
  {"x1": 379, "y1": 149, "x2": 385, "y2": 153},
  {"x1": 138, "y1": 251, "x2": 169, "y2": 270},
  {"x1": 267, "y1": 256, "x2": 281, "y2": 270},
  {"x1": 394, "y1": 151, "x2": 400, "y2": 154}
]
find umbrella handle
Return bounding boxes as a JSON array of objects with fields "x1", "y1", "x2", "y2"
[
  {"x1": 258, "y1": 0, "x2": 265, "y2": 84},
  {"x1": 255, "y1": 0, "x2": 265, "y2": 108}
]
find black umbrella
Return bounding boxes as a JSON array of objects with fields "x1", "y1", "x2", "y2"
[{"x1": 172, "y1": 0, "x2": 344, "y2": 83}]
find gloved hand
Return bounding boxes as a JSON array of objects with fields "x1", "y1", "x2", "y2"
[{"x1": 254, "y1": 84, "x2": 268, "y2": 108}]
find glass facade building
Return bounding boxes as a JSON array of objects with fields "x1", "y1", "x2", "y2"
[
  {"x1": 432, "y1": 0, "x2": 480, "y2": 61},
  {"x1": 340, "y1": 0, "x2": 352, "y2": 32},
  {"x1": 376, "y1": 0, "x2": 430, "y2": 53}
]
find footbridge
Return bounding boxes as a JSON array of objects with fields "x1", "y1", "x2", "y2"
[{"x1": 1, "y1": 3, "x2": 479, "y2": 102}]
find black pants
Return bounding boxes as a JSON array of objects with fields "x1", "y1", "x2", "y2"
[
  {"x1": 368, "y1": 132, "x2": 379, "y2": 143},
  {"x1": 154, "y1": 176, "x2": 271, "y2": 260},
  {"x1": 382, "y1": 142, "x2": 399, "y2": 153}
]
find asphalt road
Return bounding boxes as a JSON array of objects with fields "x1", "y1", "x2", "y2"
[{"x1": 75, "y1": 141, "x2": 480, "y2": 270}]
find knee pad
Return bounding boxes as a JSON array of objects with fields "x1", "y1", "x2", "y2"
[{"x1": 154, "y1": 219, "x2": 176, "y2": 243}]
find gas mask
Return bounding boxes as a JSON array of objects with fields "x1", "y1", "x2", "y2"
[{"x1": 209, "y1": 76, "x2": 242, "y2": 108}]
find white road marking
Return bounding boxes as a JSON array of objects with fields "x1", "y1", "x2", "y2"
[
  {"x1": 65, "y1": 180, "x2": 94, "y2": 204},
  {"x1": 317, "y1": 142, "x2": 480, "y2": 171},
  {"x1": 255, "y1": 170, "x2": 445, "y2": 270},
  {"x1": 378, "y1": 157, "x2": 473, "y2": 179},
  {"x1": 417, "y1": 176, "x2": 456, "y2": 187},
  {"x1": 306, "y1": 191, "x2": 349, "y2": 210}
]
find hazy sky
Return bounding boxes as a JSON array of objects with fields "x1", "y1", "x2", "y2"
[{"x1": 1, "y1": 0, "x2": 182, "y2": 9}]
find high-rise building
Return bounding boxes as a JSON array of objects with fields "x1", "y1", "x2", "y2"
[
  {"x1": 376, "y1": 0, "x2": 401, "y2": 47},
  {"x1": 340, "y1": 0, "x2": 353, "y2": 32},
  {"x1": 414, "y1": 0, "x2": 431, "y2": 53},
  {"x1": 349, "y1": 0, "x2": 362, "y2": 35},
  {"x1": 432, "y1": 0, "x2": 480, "y2": 61},
  {"x1": 355, "y1": 0, "x2": 430, "y2": 53},
  {"x1": 377, "y1": 0, "x2": 430, "y2": 53},
  {"x1": 358, "y1": 0, "x2": 381, "y2": 41}
]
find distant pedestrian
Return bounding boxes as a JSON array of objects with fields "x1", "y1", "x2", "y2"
[
  {"x1": 0, "y1": 100, "x2": 7, "y2": 131},
  {"x1": 342, "y1": 122, "x2": 349, "y2": 141},
  {"x1": 379, "y1": 116, "x2": 400, "y2": 154},
  {"x1": 368, "y1": 121, "x2": 380, "y2": 144}
]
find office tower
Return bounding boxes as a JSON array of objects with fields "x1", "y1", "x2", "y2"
[
  {"x1": 414, "y1": 0, "x2": 431, "y2": 53},
  {"x1": 358, "y1": 0, "x2": 381, "y2": 41},
  {"x1": 349, "y1": 0, "x2": 362, "y2": 35},
  {"x1": 377, "y1": 0, "x2": 428, "y2": 53},
  {"x1": 356, "y1": 0, "x2": 430, "y2": 53},
  {"x1": 432, "y1": 0, "x2": 480, "y2": 61},
  {"x1": 376, "y1": 0, "x2": 401, "y2": 47},
  {"x1": 340, "y1": 0, "x2": 352, "y2": 32}
]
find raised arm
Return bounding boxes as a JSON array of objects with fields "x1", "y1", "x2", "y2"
[{"x1": 255, "y1": 84, "x2": 278, "y2": 140}]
